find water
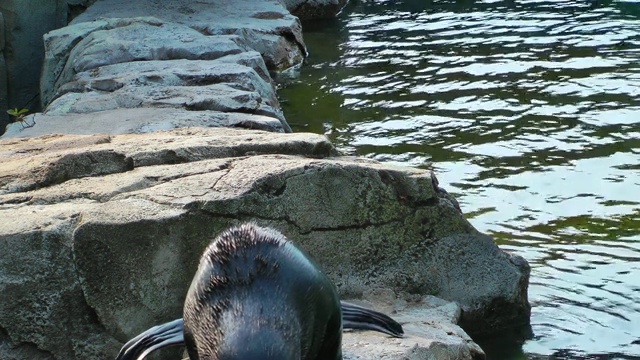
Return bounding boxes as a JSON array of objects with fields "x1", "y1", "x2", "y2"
[{"x1": 277, "y1": 0, "x2": 640, "y2": 358}]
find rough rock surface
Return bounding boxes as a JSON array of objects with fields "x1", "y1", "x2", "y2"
[
  {"x1": 38, "y1": 0, "x2": 302, "y2": 133},
  {"x1": 0, "y1": 128, "x2": 529, "y2": 359},
  {"x1": 280, "y1": 0, "x2": 350, "y2": 20},
  {"x1": 3, "y1": 108, "x2": 284, "y2": 138},
  {"x1": 0, "y1": 0, "x2": 345, "y2": 130},
  {"x1": 41, "y1": 0, "x2": 307, "y2": 108},
  {"x1": 71, "y1": 0, "x2": 307, "y2": 64},
  {"x1": 39, "y1": 48, "x2": 288, "y2": 132},
  {"x1": 42, "y1": 18, "x2": 251, "y2": 106},
  {"x1": 51, "y1": 53, "x2": 279, "y2": 107},
  {"x1": 343, "y1": 295, "x2": 484, "y2": 360}
]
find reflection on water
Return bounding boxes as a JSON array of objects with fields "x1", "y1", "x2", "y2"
[{"x1": 278, "y1": 0, "x2": 640, "y2": 358}]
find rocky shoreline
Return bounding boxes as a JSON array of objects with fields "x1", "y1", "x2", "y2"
[{"x1": 0, "y1": 1, "x2": 530, "y2": 359}]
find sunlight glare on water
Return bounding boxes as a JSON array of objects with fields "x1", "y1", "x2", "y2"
[{"x1": 278, "y1": 0, "x2": 640, "y2": 358}]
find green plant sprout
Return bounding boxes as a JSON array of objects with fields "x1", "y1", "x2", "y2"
[{"x1": 7, "y1": 107, "x2": 36, "y2": 128}]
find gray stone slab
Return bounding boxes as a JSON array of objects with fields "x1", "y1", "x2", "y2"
[
  {"x1": 72, "y1": 0, "x2": 306, "y2": 71},
  {"x1": 46, "y1": 83, "x2": 264, "y2": 114},
  {"x1": 279, "y1": 0, "x2": 349, "y2": 19},
  {"x1": 0, "y1": 128, "x2": 529, "y2": 359},
  {"x1": 50, "y1": 54, "x2": 279, "y2": 113},
  {"x1": 3, "y1": 108, "x2": 284, "y2": 138},
  {"x1": 343, "y1": 296, "x2": 484, "y2": 360},
  {"x1": 41, "y1": 17, "x2": 248, "y2": 106}
]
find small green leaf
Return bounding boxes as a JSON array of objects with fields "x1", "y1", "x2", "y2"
[{"x1": 7, "y1": 108, "x2": 29, "y2": 116}]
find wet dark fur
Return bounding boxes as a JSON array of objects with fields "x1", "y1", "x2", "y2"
[{"x1": 183, "y1": 223, "x2": 343, "y2": 360}]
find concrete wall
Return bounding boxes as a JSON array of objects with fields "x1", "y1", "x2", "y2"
[{"x1": 0, "y1": 1, "x2": 94, "y2": 133}]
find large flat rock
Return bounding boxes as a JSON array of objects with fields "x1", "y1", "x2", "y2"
[
  {"x1": 0, "y1": 128, "x2": 335, "y2": 194},
  {"x1": 3, "y1": 108, "x2": 285, "y2": 138},
  {"x1": 39, "y1": 13, "x2": 292, "y2": 132},
  {"x1": 46, "y1": 83, "x2": 271, "y2": 117},
  {"x1": 279, "y1": 0, "x2": 349, "y2": 19},
  {"x1": 72, "y1": 0, "x2": 306, "y2": 64},
  {"x1": 41, "y1": 0, "x2": 306, "y2": 108},
  {"x1": 0, "y1": 128, "x2": 529, "y2": 359},
  {"x1": 52, "y1": 52, "x2": 277, "y2": 106},
  {"x1": 41, "y1": 17, "x2": 249, "y2": 107},
  {"x1": 343, "y1": 296, "x2": 484, "y2": 360}
]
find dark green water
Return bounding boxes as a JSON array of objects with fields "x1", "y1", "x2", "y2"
[{"x1": 278, "y1": 0, "x2": 640, "y2": 358}]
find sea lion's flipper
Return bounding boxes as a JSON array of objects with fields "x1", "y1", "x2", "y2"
[
  {"x1": 115, "y1": 318, "x2": 184, "y2": 360},
  {"x1": 340, "y1": 301, "x2": 404, "y2": 338}
]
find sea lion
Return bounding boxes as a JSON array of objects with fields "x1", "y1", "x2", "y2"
[
  {"x1": 115, "y1": 223, "x2": 403, "y2": 360},
  {"x1": 116, "y1": 301, "x2": 404, "y2": 360}
]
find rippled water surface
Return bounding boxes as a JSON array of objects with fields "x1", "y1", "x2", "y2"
[{"x1": 278, "y1": 0, "x2": 640, "y2": 358}]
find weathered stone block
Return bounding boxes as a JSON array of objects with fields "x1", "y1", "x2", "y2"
[
  {"x1": 0, "y1": 128, "x2": 529, "y2": 359},
  {"x1": 279, "y1": 0, "x2": 349, "y2": 20}
]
